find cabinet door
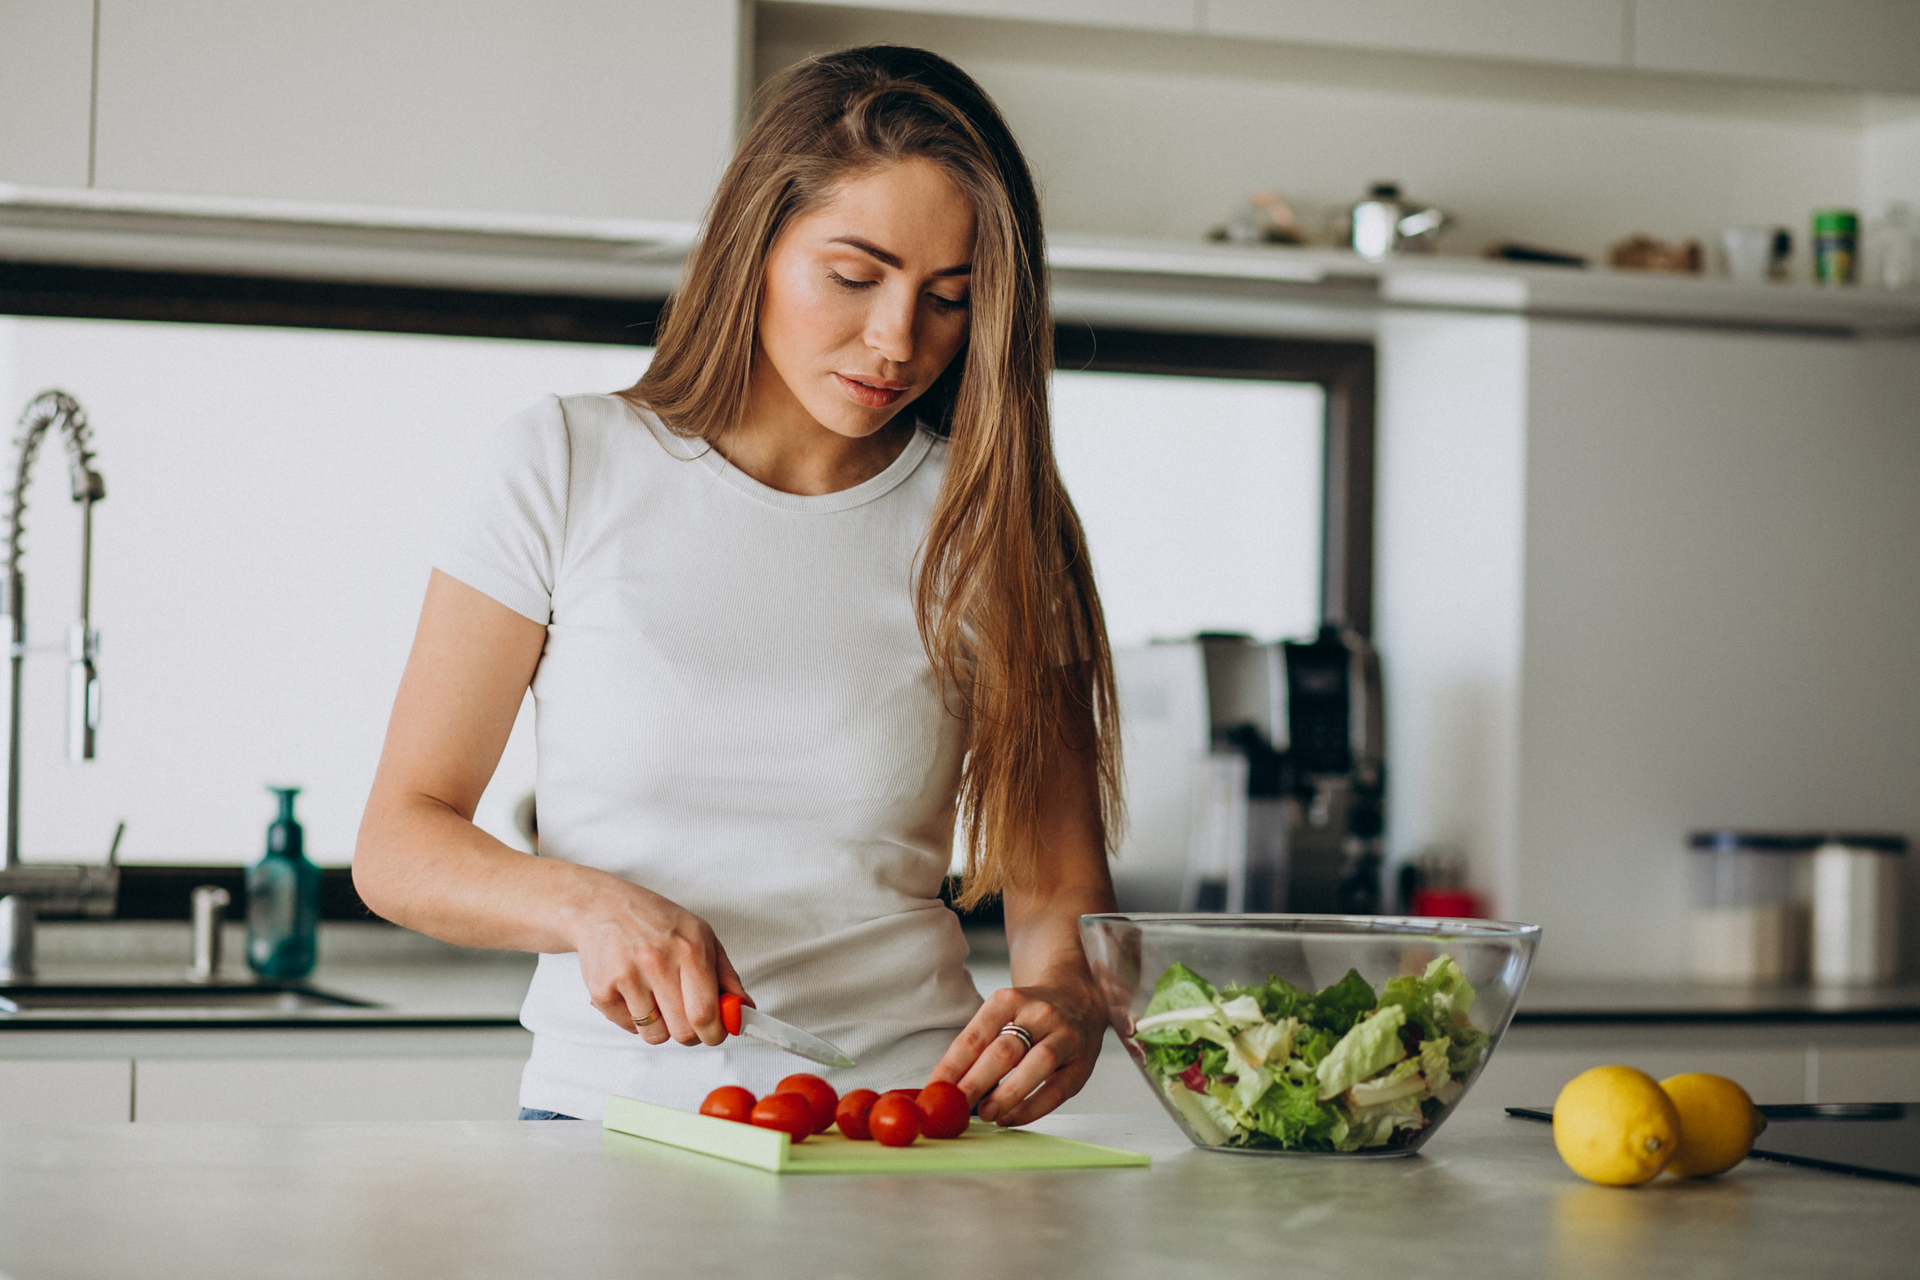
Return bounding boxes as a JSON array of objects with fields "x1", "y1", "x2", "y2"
[
  {"x1": 1811, "y1": 1046, "x2": 1920, "y2": 1103},
  {"x1": 0, "y1": 1059, "x2": 133, "y2": 1122},
  {"x1": 134, "y1": 1056, "x2": 527, "y2": 1122},
  {"x1": 91, "y1": 0, "x2": 740, "y2": 221},
  {"x1": 1633, "y1": 0, "x2": 1920, "y2": 94},
  {"x1": 0, "y1": 0, "x2": 95, "y2": 186},
  {"x1": 1203, "y1": 0, "x2": 1628, "y2": 69}
]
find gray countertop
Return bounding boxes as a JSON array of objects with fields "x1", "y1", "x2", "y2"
[{"x1": 0, "y1": 1110, "x2": 1910, "y2": 1279}]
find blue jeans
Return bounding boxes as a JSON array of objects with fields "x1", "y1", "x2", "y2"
[{"x1": 518, "y1": 1108, "x2": 581, "y2": 1121}]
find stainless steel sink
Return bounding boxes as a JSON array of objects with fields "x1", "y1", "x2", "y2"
[{"x1": 0, "y1": 982, "x2": 380, "y2": 1014}]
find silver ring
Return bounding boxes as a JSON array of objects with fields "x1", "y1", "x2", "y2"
[
  {"x1": 997, "y1": 1023, "x2": 1034, "y2": 1052},
  {"x1": 633, "y1": 1008, "x2": 659, "y2": 1028}
]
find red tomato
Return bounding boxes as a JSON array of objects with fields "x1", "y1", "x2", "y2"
[
  {"x1": 749, "y1": 1093, "x2": 814, "y2": 1142},
  {"x1": 916, "y1": 1081, "x2": 970, "y2": 1139},
  {"x1": 868, "y1": 1094, "x2": 922, "y2": 1148},
  {"x1": 835, "y1": 1088, "x2": 880, "y2": 1140},
  {"x1": 880, "y1": 1088, "x2": 922, "y2": 1105},
  {"x1": 719, "y1": 993, "x2": 744, "y2": 1036},
  {"x1": 775, "y1": 1073, "x2": 840, "y2": 1134},
  {"x1": 698, "y1": 1085, "x2": 757, "y2": 1125}
]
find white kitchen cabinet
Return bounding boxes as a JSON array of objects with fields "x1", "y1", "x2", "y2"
[
  {"x1": 0, "y1": 1058, "x2": 132, "y2": 1122},
  {"x1": 90, "y1": 0, "x2": 741, "y2": 221},
  {"x1": 1201, "y1": 0, "x2": 1629, "y2": 69},
  {"x1": 0, "y1": 0, "x2": 94, "y2": 187},
  {"x1": 134, "y1": 1054, "x2": 528, "y2": 1122},
  {"x1": 1632, "y1": 0, "x2": 1920, "y2": 94},
  {"x1": 775, "y1": 0, "x2": 1196, "y2": 32}
]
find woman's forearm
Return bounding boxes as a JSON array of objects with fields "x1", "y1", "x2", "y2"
[{"x1": 354, "y1": 789, "x2": 616, "y2": 954}]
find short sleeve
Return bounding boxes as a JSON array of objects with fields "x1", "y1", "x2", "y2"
[{"x1": 433, "y1": 397, "x2": 571, "y2": 624}]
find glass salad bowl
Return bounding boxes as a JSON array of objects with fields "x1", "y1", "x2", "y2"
[{"x1": 1079, "y1": 913, "x2": 1540, "y2": 1157}]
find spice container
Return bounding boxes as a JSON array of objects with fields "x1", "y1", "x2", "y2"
[
  {"x1": 1687, "y1": 831, "x2": 1816, "y2": 983},
  {"x1": 1812, "y1": 834, "x2": 1906, "y2": 985},
  {"x1": 1812, "y1": 210, "x2": 1859, "y2": 285}
]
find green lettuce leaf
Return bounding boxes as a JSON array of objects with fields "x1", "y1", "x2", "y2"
[
  {"x1": 1314, "y1": 1004, "x2": 1408, "y2": 1100},
  {"x1": 1249, "y1": 1076, "x2": 1344, "y2": 1150},
  {"x1": 1306, "y1": 969, "x2": 1376, "y2": 1035},
  {"x1": 1347, "y1": 1057, "x2": 1427, "y2": 1108}
]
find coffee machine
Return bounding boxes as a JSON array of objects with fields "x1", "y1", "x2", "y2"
[{"x1": 1109, "y1": 627, "x2": 1384, "y2": 915}]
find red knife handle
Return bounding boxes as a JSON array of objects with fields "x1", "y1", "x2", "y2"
[{"x1": 720, "y1": 993, "x2": 743, "y2": 1037}]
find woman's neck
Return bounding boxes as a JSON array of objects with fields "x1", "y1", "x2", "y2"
[{"x1": 718, "y1": 392, "x2": 913, "y2": 497}]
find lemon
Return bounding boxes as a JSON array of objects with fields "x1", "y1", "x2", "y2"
[
  {"x1": 1660, "y1": 1073, "x2": 1766, "y2": 1178},
  {"x1": 1552, "y1": 1065, "x2": 1681, "y2": 1186}
]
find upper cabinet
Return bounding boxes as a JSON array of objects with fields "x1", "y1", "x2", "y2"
[
  {"x1": 0, "y1": 0, "x2": 95, "y2": 188},
  {"x1": 87, "y1": 0, "x2": 744, "y2": 222},
  {"x1": 1203, "y1": 0, "x2": 1630, "y2": 70},
  {"x1": 792, "y1": 0, "x2": 1198, "y2": 33},
  {"x1": 1631, "y1": 0, "x2": 1920, "y2": 95}
]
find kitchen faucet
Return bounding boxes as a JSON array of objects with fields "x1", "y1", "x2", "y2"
[{"x1": 0, "y1": 391, "x2": 117, "y2": 981}]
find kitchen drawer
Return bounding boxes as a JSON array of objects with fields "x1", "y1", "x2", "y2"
[
  {"x1": 1810, "y1": 1046, "x2": 1920, "y2": 1103},
  {"x1": 0, "y1": 1058, "x2": 132, "y2": 1122},
  {"x1": 134, "y1": 1055, "x2": 526, "y2": 1122}
]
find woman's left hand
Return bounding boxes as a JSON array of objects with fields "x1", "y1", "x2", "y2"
[{"x1": 928, "y1": 968, "x2": 1110, "y2": 1126}]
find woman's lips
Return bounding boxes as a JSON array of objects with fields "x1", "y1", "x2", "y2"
[{"x1": 834, "y1": 373, "x2": 906, "y2": 409}]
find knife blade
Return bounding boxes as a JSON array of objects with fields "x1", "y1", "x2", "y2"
[{"x1": 719, "y1": 994, "x2": 856, "y2": 1069}]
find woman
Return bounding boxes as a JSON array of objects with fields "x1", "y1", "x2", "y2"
[{"x1": 354, "y1": 45, "x2": 1121, "y2": 1127}]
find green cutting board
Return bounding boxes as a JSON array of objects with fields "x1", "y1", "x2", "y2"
[{"x1": 603, "y1": 1095, "x2": 1151, "y2": 1174}]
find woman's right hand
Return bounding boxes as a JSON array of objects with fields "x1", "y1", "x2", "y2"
[{"x1": 564, "y1": 875, "x2": 750, "y2": 1048}]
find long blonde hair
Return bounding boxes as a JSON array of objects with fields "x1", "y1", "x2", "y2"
[{"x1": 620, "y1": 46, "x2": 1119, "y2": 907}]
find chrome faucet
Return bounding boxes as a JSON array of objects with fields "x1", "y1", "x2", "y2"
[{"x1": 0, "y1": 391, "x2": 118, "y2": 980}]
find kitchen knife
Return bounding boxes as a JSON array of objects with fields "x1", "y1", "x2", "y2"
[{"x1": 719, "y1": 993, "x2": 855, "y2": 1069}]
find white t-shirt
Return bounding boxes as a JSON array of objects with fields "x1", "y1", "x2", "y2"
[{"x1": 436, "y1": 393, "x2": 983, "y2": 1121}]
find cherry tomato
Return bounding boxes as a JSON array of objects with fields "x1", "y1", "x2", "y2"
[
  {"x1": 719, "y1": 993, "x2": 744, "y2": 1036},
  {"x1": 775, "y1": 1073, "x2": 840, "y2": 1134},
  {"x1": 880, "y1": 1088, "x2": 922, "y2": 1105},
  {"x1": 698, "y1": 1085, "x2": 756, "y2": 1125},
  {"x1": 749, "y1": 1093, "x2": 814, "y2": 1142},
  {"x1": 835, "y1": 1089, "x2": 880, "y2": 1140},
  {"x1": 868, "y1": 1094, "x2": 922, "y2": 1148},
  {"x1": 916, "y1": 1080, "x2": 970, "y2": 1139}
]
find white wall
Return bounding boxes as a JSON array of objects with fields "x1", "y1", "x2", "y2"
[
  {"x1": 0, "y1": 319, "x2": 647, "y2": 864},
  {"x1": 1372, "y1": 313, "x2": 1529, "y2": 920},
  {"x1": 758, "y1": 6, "x2": 1868, "y2": 266},
  {"x1": 1513, "y1": 325, "x2": 1920, "y2": 979}
]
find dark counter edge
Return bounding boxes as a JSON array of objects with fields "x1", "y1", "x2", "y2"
[{"x1": 95, "y1": 867, "x2": 1002, "y2": 928}]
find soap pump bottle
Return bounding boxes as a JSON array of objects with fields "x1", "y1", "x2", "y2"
[{"x1": 246, "y1": 787, "x2": 321, "y2": 981}]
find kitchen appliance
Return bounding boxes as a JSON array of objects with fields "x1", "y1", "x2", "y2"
[
  {"x1": 1345, "y1": 183, "x2": 1449, "y2": 260},
  {"x1": 1111, "y1": 627, "x2": 1385, "y2": 915}
]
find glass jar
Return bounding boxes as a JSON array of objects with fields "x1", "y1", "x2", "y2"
[
  {"x1": 1864, "y1": 202, "x2": 1918, "y2": 291},
  {"x1": 1687, "y1": 831, "x2": 1817, "y2": 984}
]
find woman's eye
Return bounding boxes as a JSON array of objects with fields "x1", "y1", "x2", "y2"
[
  {"x1": 827, "y1": 269, "x2": 876, "y2": 291},
  {"x1": 929, "y1": 293, "x2": 970, "y2": 314}
]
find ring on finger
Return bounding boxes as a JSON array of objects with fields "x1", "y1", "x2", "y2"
[
  {"x1": 997, "y1": 1022, "x2": 1034, "y2": 1052},
  {"x1": 633, "y1": 1007, "x2": 660, "y2": 1028}
]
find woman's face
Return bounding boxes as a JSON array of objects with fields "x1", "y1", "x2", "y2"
[{"x1": 753, "y1": 158, "x2": 975, "y2": 442}]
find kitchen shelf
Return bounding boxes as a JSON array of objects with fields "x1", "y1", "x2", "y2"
[{"x1": 5, "y1": 185, "x2": 1918, "y2": 340}]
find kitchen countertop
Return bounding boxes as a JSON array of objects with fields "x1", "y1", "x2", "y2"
[{"x1": 0, "y1": 1110, "x2": 1910, "y2": 1279}]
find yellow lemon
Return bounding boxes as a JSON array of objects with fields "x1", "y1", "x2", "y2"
[
  {"x1": 1660, "y1": 1073, "x2": 1766, "y2": 1178},
  {"x1": 1552, "y1": 1065, "x2": 1681, "y2": 1186}
]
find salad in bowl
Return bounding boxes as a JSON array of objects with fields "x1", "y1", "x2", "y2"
[{"x1": 1080, "y1": 914, "x2": 1539, "y2": 1156}]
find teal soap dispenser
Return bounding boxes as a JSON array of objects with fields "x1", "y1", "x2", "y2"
[{"x1": 246, "y1": 787, "x2": 321, "y2": 981}]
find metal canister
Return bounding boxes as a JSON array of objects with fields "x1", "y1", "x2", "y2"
[{"x1": 1812, "y1": 209, "x2": 1859, "y2": 285}]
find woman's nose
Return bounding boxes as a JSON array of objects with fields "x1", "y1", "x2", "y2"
[{"x1": 864, "y1": 289, "x2": 917, "y2": 364}]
